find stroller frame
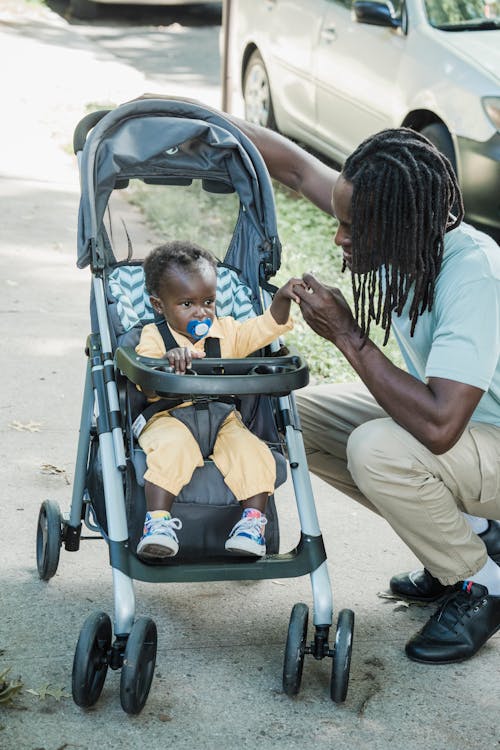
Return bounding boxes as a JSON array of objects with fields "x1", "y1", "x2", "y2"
[{"x1": 36, "y1": 97, "x2": 354, "y2": 713}]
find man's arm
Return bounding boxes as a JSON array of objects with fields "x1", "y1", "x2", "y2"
[
  {"x1": 227, "y1": 116, "x2": 339, "y2": 216},
  {"x1": 342, "y1": 339, "x2": 483, "y2": 454},
  {"x1": 297, "y1": 274, "x2": 484, "y2": 454}
]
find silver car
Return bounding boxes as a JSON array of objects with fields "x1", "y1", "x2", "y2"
[{"x1": 230, "y1": 0, "x2": 500, "y2": 240}]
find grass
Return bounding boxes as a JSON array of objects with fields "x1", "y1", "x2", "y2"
[{"x1": 126, "y1": 178, "x2": 404, "y2": 383}]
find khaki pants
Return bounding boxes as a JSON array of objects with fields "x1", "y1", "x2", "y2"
[{"x1": 295, "y1": 382, "x2": 500, "y2": 585}]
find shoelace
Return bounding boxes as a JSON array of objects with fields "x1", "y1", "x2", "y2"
[
  {"x1": 433, "y1": 588, "x2": 487, "y2": 628},
  {"x1": 145, "y1": 516, "x2": 182, "y2": 541},
  {"x1": 229, "y1": 515, "x2": 267, "y2": 538}
]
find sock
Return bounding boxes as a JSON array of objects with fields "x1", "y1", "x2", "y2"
[
  {"x1": 147, "y1": 510, "x2": 171, "y2": 520},
  {"x1": 243, "y1": 508, "x2": 264, "y2": 518},
  {"x1": 467, "y1": 556, "x2": 500, "y2": 595},
  {"x1": 242, "y1": 507, "x2": 266, "y2": 532},
  {"x1": 463, "y1": 513, "x2": 489, "y2": 535}
]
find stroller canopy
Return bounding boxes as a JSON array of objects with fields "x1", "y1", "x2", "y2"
[{"x1": 76, "y1": 96, "x2": 282, "y2": 298}]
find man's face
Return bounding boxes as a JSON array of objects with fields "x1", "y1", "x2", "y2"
[
  {"x1": 151, "y1": 261, "x2": 217, "y2": 343},
  {"x1": 332, "y1": 175, "x2": 354, "y2": 270}
]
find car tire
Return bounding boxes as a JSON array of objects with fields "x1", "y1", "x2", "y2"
[
  {"x1": 420, "y1": 123, "x2": 457, "y2": 174},
  {"x1": 243, "y1": 50, "x2": 276, "y2": 129},
  {"x1": 68, "y1": 0, "x2": 99, "y2": 20}
]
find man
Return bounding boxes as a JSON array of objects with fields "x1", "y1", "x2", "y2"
[{"x1": 233, "y1": 120, "x2": 500, "y2": 664}]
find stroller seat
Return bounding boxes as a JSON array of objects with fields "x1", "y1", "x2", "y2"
[{"x1": 88, "y1": 261, "x2": 288, "y2": 559}]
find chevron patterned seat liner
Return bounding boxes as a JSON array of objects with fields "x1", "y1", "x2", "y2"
[{"x1": 108, "y1": 264, "x2": 257, "y2": 334}]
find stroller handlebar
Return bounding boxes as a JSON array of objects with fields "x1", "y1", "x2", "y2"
[{"x1": 115, "y1": 347, "x2": 309, "y2": 397}]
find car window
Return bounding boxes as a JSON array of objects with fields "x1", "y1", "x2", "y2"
[
  {"x1": 424, "y1": 0, "x2": 500, "y2": 29},
  {"x1": 333, "y1": 0, "x2": 404, "y2": 18}
]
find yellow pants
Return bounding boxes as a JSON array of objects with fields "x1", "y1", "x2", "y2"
[{"x1": 138, "y1": 409, "x2": 276, "y2": 500}]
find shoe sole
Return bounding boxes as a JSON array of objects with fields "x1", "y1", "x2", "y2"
[
  {"x1": 406, "y1": 652, "x2": 473, "y2": 665},
  {"x1": 137, "y1": 543, "x2": 177, "y2": 560},
  {"x1": 225, "y1": 542, "x2": 265, "y2": 558}
]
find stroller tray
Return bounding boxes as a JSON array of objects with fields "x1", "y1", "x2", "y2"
[{"x1": 115, "y1": 346, "x2": 309, "y2": 397}]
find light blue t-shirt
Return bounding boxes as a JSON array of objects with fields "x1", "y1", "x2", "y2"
[{"x1": 391, "y1": 222, "x2": 500, "y2": 426}]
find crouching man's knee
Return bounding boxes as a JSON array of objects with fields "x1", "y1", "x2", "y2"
[{"x1": 346, "y1": 417, "x2": 411, "y2": 498}]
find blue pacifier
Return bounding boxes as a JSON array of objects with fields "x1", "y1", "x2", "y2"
[{"x1": 186, "y1": 317, "x2": 212, "y2": 340}]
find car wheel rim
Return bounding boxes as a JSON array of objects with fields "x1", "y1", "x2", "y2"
[{"x1": 244, "y1": 64, "x2": 271, "y2": 126}]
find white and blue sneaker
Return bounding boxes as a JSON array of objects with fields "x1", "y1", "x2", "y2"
[
  {"x1": 225, "y1": 509, "x2": 267, "y2": 557},
  {"x1": 137, "y1": 511, "x2": 182, "y2": 560}
]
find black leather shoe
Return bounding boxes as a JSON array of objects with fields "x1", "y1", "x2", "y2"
[
  {"x1": 390, "y1": 568, "x2": 451, "y2": 602},
  {"x1": 390, "y1": 520, "x2": 500, "y2": 602},
  {"x1": 481, "y1": 520, "x2": 500, "y2": 564},
  {"x1": 405, "y1": 582, "x2": 500, "y2": 663}
]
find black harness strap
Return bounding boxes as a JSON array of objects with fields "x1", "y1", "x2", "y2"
[
  {"x1": 137, "y1": 318, "x2": 223, "y2": 427},
  {"x1": 156, "y1": 317, "x2": 221, "y2": 358},
  {"x1": 139, "y1": 317, "x2": 234, "y2": 451}
]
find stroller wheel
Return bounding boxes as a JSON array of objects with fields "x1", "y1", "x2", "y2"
[
  {"x1": 283, "y1": 602, "x2": 309, "y2": 696},
  {"x1": 36, "y1": 500, "x2": 62, "y2": 581},
  {"x1": 120, "y1": 617, "x2": 157, "y2": 715},
  {"x1": 330, "y1": 608, "x2": 355, "y2": 703},
  {"x1": 72, "y1": 611, "x2": 112, "y2": 708}
]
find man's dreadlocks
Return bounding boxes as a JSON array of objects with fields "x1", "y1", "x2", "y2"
[{"x1": 342, "y1": 128, "x2": 464, "y2": 344}]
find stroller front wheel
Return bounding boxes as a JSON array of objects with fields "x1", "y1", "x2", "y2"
[
  {"x1": 72, "y1": 611, "x2": 112, "y2": 708},
  {"x1": 330, "y1": 608, "x2": 355, "y2": 703},
  {"x1": 36, "y1": 499, "x2": 62, "y2": 581},
  {"x1": 120, "y1": 617, "x2": 158, "y2": 715},
  {"x1": 283, "y1": 602, "x2": 309, "y2": 696}
]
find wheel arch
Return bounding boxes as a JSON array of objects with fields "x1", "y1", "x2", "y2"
[
  {"x1": 400, "y1": 109, "x2": 460, "y2": 176},
  {"x1": 240, "y1": 43, "x2": 258, "y2": 93},
  {"x1": 402, "y1": 108, "x2": 453, "y2": 134},
  {"x1": 401, "y1": 109, "x2": 458, "y2": 157}
]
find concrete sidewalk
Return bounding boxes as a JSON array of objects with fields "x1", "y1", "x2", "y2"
[{"x1": 0, "y1": 3, "x2": 498, "y2": 749}]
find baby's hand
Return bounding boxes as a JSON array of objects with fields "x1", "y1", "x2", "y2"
[
  {"x1": 279, "y1": 277, "x2": 308, "y2": 304},
  {"x1": 164, "y1": 346, "x2": 205, "y2": 374}
]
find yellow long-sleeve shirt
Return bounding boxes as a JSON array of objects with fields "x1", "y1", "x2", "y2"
[{"x1": 136, "y1": 307, "x2": 293, "y2": 360}]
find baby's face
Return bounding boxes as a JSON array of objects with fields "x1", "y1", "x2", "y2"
[{"x1": 152, "y1": 261, "x2": 217, "y2": 343}]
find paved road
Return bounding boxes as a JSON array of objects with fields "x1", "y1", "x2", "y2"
[
  {"x1": 0, "y1": 2, "x2": 499, "y2": 749},
  {"x1": 50, "y1": 0, "x2": 224, "y2": 107}
]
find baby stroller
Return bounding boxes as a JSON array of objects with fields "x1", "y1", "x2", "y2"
[{"x1": 35, "y1": 96, "x2": 354, "y2": 714}]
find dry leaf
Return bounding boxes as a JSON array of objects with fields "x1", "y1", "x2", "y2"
[
  {"x1": 377, "y1": 591, "x2": 428, "y2": 609},
  {"x1": 0, "y1": 668, "x2": 23, "y2": 705},
  {"x1": 26, "y1": 684, "x2": 69, "y2": 701},
  {"x1": 46, "y1": 687, "x2": 70, "y2": 701},
  {"x1": 8, "y1": 420, "x2": 42, "y2": 433},
  {"x1": 40, "y1": 464, "x2": 70, "y2": 485}
]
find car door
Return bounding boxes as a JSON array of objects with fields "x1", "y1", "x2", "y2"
[
  {"x1": 262, "y1": 0, "x2": 329, "y2": 139},
  {"x1": 313, "y1": 0, "x2": 408, "y2": 161}
]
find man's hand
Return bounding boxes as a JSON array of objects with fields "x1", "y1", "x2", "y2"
[
  {"x1": 164, "y1": 346, "x2": 205, "y2": 374},
  {"x1": 295, "y1": 272, "x2": 361, "y2": 345}
]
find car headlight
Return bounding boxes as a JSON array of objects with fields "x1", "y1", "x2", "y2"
[{"x1": 482, "y1": 97, "x2": 500, "y2": 132}]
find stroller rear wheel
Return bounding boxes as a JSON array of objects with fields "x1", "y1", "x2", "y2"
[
  {"x1": 72, "y1": 611, "x2": 112, "y2": 708},
  {"x1": 120, "y1": 617, "x2": 157, "y2": 715},
  {"x1": 330, "y1": 608, "x2": 355, "y2": 703},
  {"x1": 283, "y1": 602, "x2": 309, "y2": 696},
  {"x1": 36, "y1": 500, "x2": 62, "y2": 581}
]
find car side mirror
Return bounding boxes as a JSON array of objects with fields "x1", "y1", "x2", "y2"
[{"x1": 353, "y1": 1, "x2": 402, "y2": 28}]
